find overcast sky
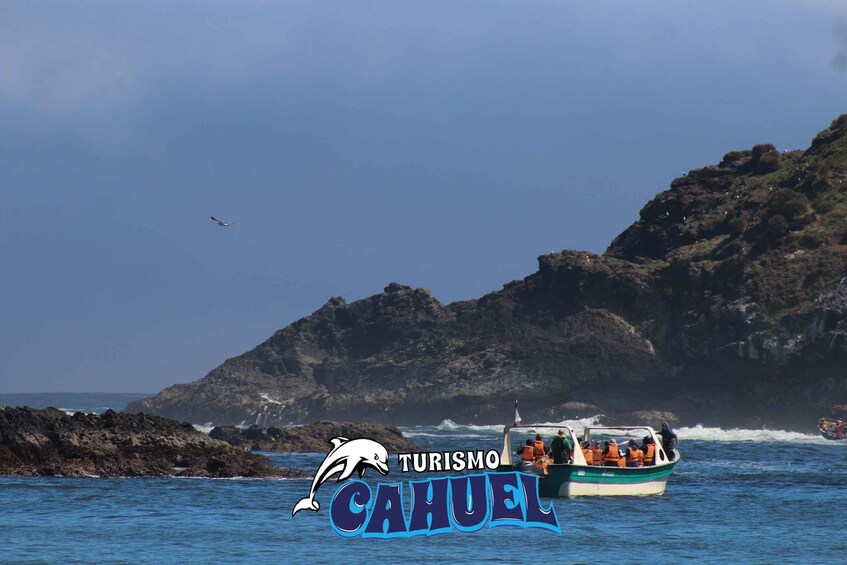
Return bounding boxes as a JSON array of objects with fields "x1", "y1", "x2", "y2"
[{"x1": 2, "y1": 1, "x2": 847, "y2": 393}]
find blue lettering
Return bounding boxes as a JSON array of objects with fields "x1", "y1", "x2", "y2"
[
  {"x1": 328, "y1": 472, "x2": 559, "y2": 538},
  {"x1": 364, "y1": 483, "x2": 408, "y2": 538},
  {"x1": 488, "y1": 472, "x2": 525, "y2": 526},
  {"x1": 449, "y1": 474, "x2": 490, "y2": 533},
  {"x1": 408, "y1": 478, "x2": 451, "y2": 536},
  {"x1": 329, "y1": 481, "x2": 372, "y2": 537},
  {"x1": 518, "y1": 472, "x2": 561, "y2": 533}
]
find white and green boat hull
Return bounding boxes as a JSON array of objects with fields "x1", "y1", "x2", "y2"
[{"x1": 540, "y1": 461, "x2": 678, "y2": 497}]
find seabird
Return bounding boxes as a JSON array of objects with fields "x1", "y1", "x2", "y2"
[{"x1": 210, "y1": 216, "x2": 231, "y2": 227}]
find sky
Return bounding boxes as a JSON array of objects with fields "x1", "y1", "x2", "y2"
[{"x1": 2, "y1": 1, "x2": 847, "y2": 394}]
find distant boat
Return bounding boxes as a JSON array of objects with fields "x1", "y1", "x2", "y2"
[{"x1": 818, "y1": 418, "x2": 845, "y2": 440}]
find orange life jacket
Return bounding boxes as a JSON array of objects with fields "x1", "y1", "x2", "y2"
[
  {"x1": 592, "y1": 447, "x2": 602, "y2": 465},
  {"x1": 627, "y1": 447, "x2": 642, "y2": 466},
  {"x1": 583, "y1": 447, "x2": 593, "y2": 465},
  {"x1": 520, "y1": 445, "x2": 535, "y2": 461},
  {"x1": 604, "y1": 444, "x2": 620, "y2": 463},
  {"x1": 643, "y1": 443, "x2": 655, "y2": 465},
  {"x1": 533, "y1": 440, "x2": 546, "y2": 459}
]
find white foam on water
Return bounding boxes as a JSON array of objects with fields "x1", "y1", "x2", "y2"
[
  {"x1": 193, "y1": 423, "x2": 215, "y2": 434},
  {"x1": 431, "y1": 415, "x2": 603, "y2": 435},
  {"x1": 403, "y1": 431, "x2": 493, "y2": 439},
  {"x1": 676, "y1": 424, "x2": 833, "y2": 444},
  {"x1": 58, "y1": 407, "x2": 99, "y2": 416},
  {"x1": 434, "y1": 419, "x2": 503, "y2": 433},
  {"x1": 421, "y1": 417, "x2": 834, "y2": 444}
]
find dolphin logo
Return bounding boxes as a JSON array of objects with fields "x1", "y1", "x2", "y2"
[{"x1": 292, "y1": 437, "x2": 390, "y2": 516}]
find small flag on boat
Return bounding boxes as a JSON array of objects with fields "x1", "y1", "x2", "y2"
[{"x1": 514, "y1": 398, "x2": 522, "y2": 426}]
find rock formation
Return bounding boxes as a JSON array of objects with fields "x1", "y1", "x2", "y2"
[
  {"x1": 127, "y1": 115, "x2": 847, "y2": 431},
  {"x1": 209, "y1": 421, "x2": 420, "y2": 453},
  {"x1": 0, "y1": 407, "x2": 302, "y2": 478}
]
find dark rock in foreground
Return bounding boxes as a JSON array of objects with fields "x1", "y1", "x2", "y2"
[
  {"x1": 210, "y1": 421, "x2": 420, "y2": 453},
  {"x1": 0, "y1": 407, "x2": 304, "y2": 478}
]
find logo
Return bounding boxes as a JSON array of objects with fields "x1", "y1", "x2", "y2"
[
  {"x1": 292, "y1": 436, "x2": 560, "y2": 538},
  {"x1": 292, "y1": 437, "x2": 390, "y2": 516}
]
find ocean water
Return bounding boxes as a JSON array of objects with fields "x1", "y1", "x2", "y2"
[{"x1": 1, "y1": 394, "x2": 846, "y2": 564}]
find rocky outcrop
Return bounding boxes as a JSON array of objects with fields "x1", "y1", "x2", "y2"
[
  {"x1": 209, "y1": 421, "x2": 420, "y2": 453},
  {"x1": 127, "y1": 115, "x2": 847, "y2": 431},
  {"x1": 0, "y1": 407, "x2": 302, "y2": 478}
]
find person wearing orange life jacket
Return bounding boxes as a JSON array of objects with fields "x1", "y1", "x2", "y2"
[
  {"x1": 533, "y1": 433, "x2": 547, "y2": 461},
  {"x1": 626, "y1": 439, "x2": 643, "y2": 467},
  {"x1": 603, "y1": 439, "x2": 621, "y2": 466},
  {"x1": 518, "y1": 439, "x2": 535, "y2": 461},
  {"x1": 641, "y1": 436, "x2": 656, "y2": 466},
  {"x1": 591, "y1": 441, "x2": 603, "y2": 466}
]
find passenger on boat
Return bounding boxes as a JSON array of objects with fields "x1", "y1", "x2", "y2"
[
  {"x1": 518, "y1": 439, "x2": 535, "y2": 461},
  {"x1": 603, "y1": 439, "x2": 621, "y2": 467},
  {"x1": 533, "y1": 434, "x2": 547, "y2": 461},
  {"x1": 591, "y1": 441, "x2": 602, "y2": 466},
  {"x1": 838, "y1": 420, "x2": 845, "y2": 439},
  {"x1": 658, "y1": 423, "x2": 679, "y2": 461},
  {"x1": 819, "y1": 419, "x2": 829, "y2": 433},
  {"x1": 550, "y1": 429, "x2": 570, "y2": 464},
  {"x1": 626, "y1": 439, "x2": 643, "y2": 467},
  {"x1": 581, "y1": 441, "x2": 593, "y2": 465},
  {"x1": 641, "y1": 436, "x2": 656, "y2": 466}
]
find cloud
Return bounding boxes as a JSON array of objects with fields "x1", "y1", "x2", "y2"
[
  {"x1": 0, "y1": 4, "x2": 295, "y2": 116},
  {"x1": 0, "y1": 2, "x2": 490, "y2": 118}
]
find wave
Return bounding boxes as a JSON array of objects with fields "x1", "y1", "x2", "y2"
[
  {"x1": 676, "y1": 424, "x2": 833, "y2": 444},
  {"x1": 193, "y1": 423, "x2": 216, "y2": 434},
  {"x1": 402, "y1": 431, "x2": 495, "y2": 439},
  {"x1": 408, "y1": 417, "x2": 834, "y2": 444},
  {"x1": 435, "y1": 416, "x2": 602, "y2": 433}
]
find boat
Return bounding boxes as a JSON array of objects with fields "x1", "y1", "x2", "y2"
[
  {"x1": 818, "y1": 418, "x2": 846, "y2": 440},
  {"x1": 498, "y1": 424, "x2": 679, "y2": 496}
]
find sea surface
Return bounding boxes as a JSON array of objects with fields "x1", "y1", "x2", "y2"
[{"x1": 1, "y1": 393, "x2": 845, "y2": 564}]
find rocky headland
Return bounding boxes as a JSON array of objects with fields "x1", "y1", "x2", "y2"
[
  {"x1": 127, "y1": 114, "x2": 847, "y2": 431},
  {"x1": 0, "y1": 407, "x2": 303, "y2": 478},
  {"x1": 209, "y1": 421, "x2": 420, "y2": 453}
]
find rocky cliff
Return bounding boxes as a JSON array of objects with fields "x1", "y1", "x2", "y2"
[{"x1": 127, "y1": 115, "x2": 847, "y2": 430}]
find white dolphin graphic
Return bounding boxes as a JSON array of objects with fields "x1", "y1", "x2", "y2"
[{"x1": 292, "y1": 437, "x2": 390, "y2": 516}]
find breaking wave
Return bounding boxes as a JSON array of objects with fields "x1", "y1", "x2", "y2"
[
  {"x1": 406, "y1": 417, "x2": 835, "y2": 444},
  {"x1": 676, "y1": 424, "x2": 835, "y2": 444}
]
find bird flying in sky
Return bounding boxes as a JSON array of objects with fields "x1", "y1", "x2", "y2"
[{"x1": 210, "y1": 216, "x2": 231, "y2": 227}]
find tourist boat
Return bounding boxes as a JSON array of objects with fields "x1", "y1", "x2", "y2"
[
  {"x1": 818, "y1": 418, "x2": 846, "y2": 440},
  {"x1": 498, "y1": 424, "x2": 679, "y2": 496}
]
